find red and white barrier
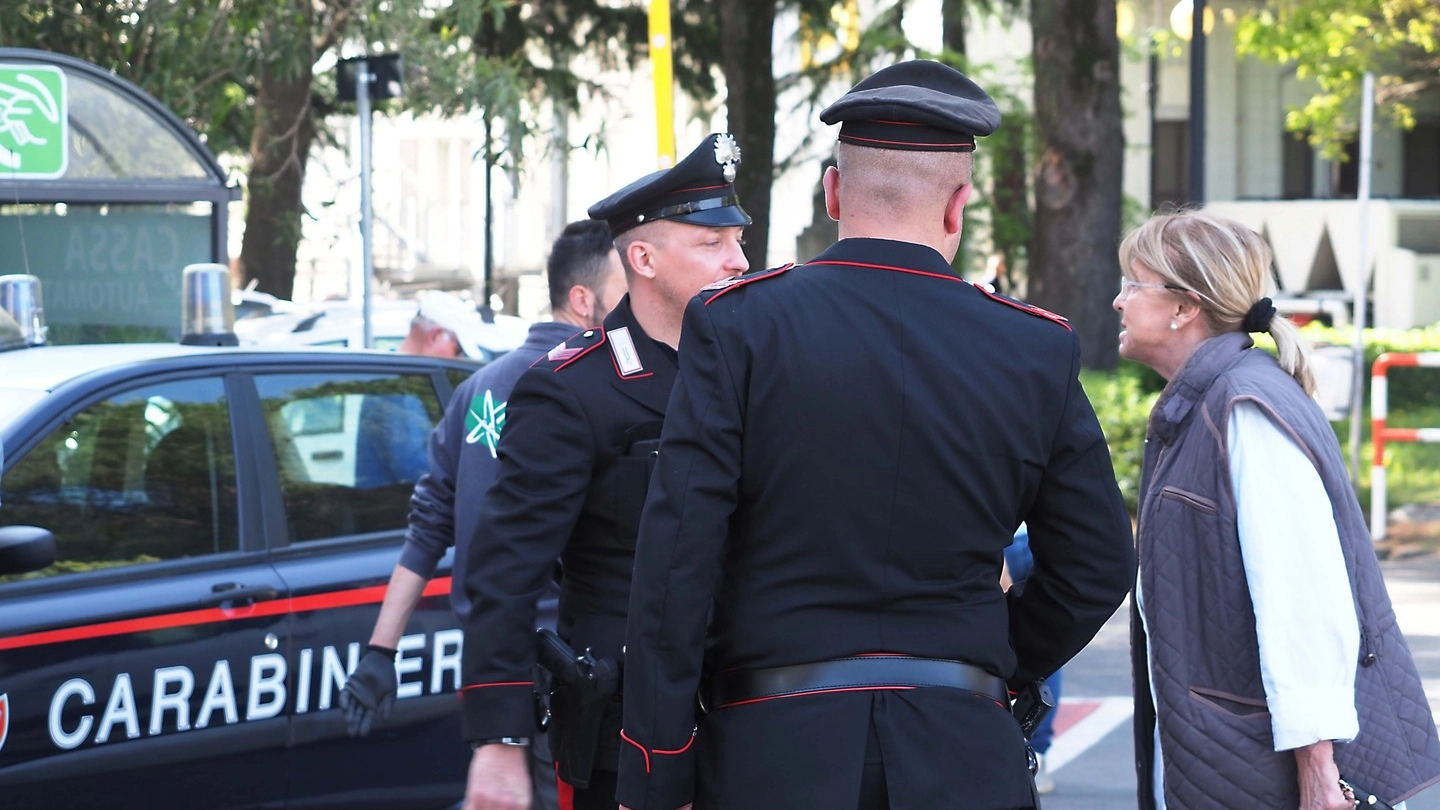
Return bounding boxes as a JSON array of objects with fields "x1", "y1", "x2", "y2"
[{"x1": 1370, "y1": 352, "x2": 1440, "y2": 541}]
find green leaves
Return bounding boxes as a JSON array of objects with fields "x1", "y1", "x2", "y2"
[{"x1": 1235, "y1": 0, "x2": 1440, "y2": 159}]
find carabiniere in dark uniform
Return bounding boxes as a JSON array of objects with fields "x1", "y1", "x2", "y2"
[
  {"x1": 457, "y1": 134, "x2": 752, "y2": 803},
  {"x1": 459, "y1": 296, "x2": 675, "y2": 781},
  {"x1": 617, "y1": 61, "x2": 1136, "y2": 810}
]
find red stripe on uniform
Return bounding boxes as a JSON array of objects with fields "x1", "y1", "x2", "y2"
[
  {"x1": 459, "y1": 681, "x2": 532, "y2": 691},
  {"x1": 807, "y1": 260, "x2": 966, "y2": 285},
  {"x1": 703, "y1": 263, "x2": 796, "y2": 305},
  {"x1": 619, "y1": 729, "x2": 652, "y2": 773},
  {"x1": 973, "y1": 285, "x2": 1073, "y2": 331},
  {"x1": 556, "y1": 762, "x2": 576, "y2": 810},
  {"x1": 839, "y1": 133, "x2": 974, "y2": 149},
  {"x1": 0, "y1": 577, "x2": 452, "y2": 652},
  {"x1": 554, "y1": 332, "x2": 606, "y2": 372},
  {"x1": 655, "y1": 736, "x2": 695, "y2": 756}
]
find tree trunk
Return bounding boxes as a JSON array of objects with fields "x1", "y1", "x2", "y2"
[
  {"x1": 942, "y1": 0, "x2": 967, "y2": 56},
  {"x1": 718, "y1": 0, "x2": 776, "y2": 272},
  {"x1": 1028, "y1": 0, "x2": 1124, "y2": 370},
  {"x1": 239, "y1": 63, "x2": 317, "y2": 301}
]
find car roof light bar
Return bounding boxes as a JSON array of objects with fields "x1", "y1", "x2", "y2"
[
  {"x1": 0, "y1": 274, "x2": 48, "y2": 351},
  {"x1": 180, "y1": 263, "x2": 239, "y2": 346}
]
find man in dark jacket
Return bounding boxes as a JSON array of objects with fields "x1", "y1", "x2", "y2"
[
  {"x1": 458, "y1": 134, "x2": 751, "y2": 810},
  {"x1": 616, "y1": 61, "x2": 1136, "y2": 810},
  {"x1": 340, "y1": 220, "x2": 625, "y2": 810}
]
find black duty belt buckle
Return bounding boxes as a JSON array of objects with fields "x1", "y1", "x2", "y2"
[{"x1": 704, "y1": 655, "x2": 1007, "y2": 711}]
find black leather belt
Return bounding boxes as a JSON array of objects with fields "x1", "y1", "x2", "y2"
[{"x1": 703, "y1": 655, "x2": 1007, "y2": 711}]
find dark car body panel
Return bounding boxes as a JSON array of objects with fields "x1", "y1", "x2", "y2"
[{"x1": 0, "y1": 347, "x2": 476, "y2": 809}]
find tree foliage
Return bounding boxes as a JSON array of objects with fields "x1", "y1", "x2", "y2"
[
  {"x1": 0, "y1": 0, "x2": 262, "y2": 154},
  {"x1": 1235, "y1": 0, "x2": 1440, "y2": 158},
  {"x1": 0, "y1": 0, "x2": 680, "y2": 299}
]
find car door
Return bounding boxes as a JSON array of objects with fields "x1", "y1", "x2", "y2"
[
  {"x1": 248, "y1": 364, "x2": 469, "y2": 809},
  {"x1": 0, "y1": 372, "x2": 289, "y2": 810}
]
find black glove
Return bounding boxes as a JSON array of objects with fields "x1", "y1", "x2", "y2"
[{"x1": 339, "y1": 645, "x2": 397, "y2": 737}]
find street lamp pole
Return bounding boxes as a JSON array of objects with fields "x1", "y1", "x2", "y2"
[
  {"x1": 356, "y1": 61, "x2": 374, "y2": 350},
  {"x1": 1188, "y1": 0, "x2": 1206, "y2": 204}
]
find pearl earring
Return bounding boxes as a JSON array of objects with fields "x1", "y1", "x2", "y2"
[{"x1": 1170, "y1": 322, "x2": 1178, "y2": 330}]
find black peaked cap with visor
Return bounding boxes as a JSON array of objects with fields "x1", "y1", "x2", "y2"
[
  {"x1": 819, "y1": 59, "x2": 1001, "y2": 152},
  {"x1": 588, "y1": 133, "x2": 753, "y2": 238}
]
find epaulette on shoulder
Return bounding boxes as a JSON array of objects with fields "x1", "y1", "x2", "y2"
[
  {"x1": 531, "y1": 328, "x2": 606, "y2": 372},
  {"x1": 975, "y1": 286, "x2": 1072, "y2": 331},
  {"x1": 702, "y1": 263, "x2": 796, "y2": 305}
]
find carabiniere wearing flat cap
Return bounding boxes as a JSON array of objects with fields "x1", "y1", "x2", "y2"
[
  {"x1": 587, "y1": 133, "x2": 752, "y2": 237},
  {"x1": 819, "y1": 59, "x2": 1002, "y2": 152}
]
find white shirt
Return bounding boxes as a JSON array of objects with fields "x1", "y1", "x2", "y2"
[{"x1": 1141, "y1": 400, "x2": 1360, "y2": 808}]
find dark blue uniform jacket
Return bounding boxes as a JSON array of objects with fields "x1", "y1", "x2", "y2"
[
  {"x1": 618, "y1": 238, "x2": 1136, "y2": 810},
  {"x1": 459, "y1": 297, "x2": 678, "y2": 764}
]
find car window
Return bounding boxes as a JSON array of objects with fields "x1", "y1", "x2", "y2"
[
  {"x1": 255, "y1": 371, "x2": 442, "y2": 543},
  {"x1": 0, "y1": 377, "x2": 238, "y2": 579},
  {"x1": 445, "y1": 367, "x2": 472, "y2": 392}
]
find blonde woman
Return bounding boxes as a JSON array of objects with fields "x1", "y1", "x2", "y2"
[{"x1": 1118, "y1": 210, "x2": 1440, "y2": 810}]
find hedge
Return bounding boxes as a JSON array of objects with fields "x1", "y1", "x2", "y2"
[{"x1": 1085, "y1": 324, "x2": 1440, "y2": 515}]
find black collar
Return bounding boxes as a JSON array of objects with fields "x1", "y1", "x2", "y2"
[
  {"x1": 602, "y1": 296, "x2": 677, "y2": 417},
  {"x1": 806, "y1": 237, "x2": 960, "y2": 279}
]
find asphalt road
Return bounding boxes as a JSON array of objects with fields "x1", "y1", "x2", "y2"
[{"x1": 1039, "y1": 552, "x2": 1440, "y2": 810}]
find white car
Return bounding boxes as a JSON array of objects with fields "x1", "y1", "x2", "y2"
[{"x1": 235, "y1": 296, "x2": 531, "y2": 362}]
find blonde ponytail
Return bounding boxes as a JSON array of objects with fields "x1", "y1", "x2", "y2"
[{"x1": 1264, "y1": 308, "x2": 1316, "y2": 396}]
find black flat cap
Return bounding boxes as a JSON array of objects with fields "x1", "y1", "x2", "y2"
[
  {"x1": 588, "y1": 133, "x2": 753, "y2": 237},
  {"x1": 819, "y1": 60, "x2": 1001, "y2": 152}
]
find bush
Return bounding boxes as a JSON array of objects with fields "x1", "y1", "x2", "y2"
[
  {"x1": 1081, "y1": 370, "x2": 1160, "y2": 514},
  {"x1": 1267, "y1": 323, "x2": 1440, "y2": 412},
  {"x1": 1086, "y1": 324, "x2": 1440, "y2": 519}
]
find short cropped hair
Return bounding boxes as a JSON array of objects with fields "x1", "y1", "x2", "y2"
[{"x1": 548, "y1": 220, "x2": 617, "y2": 310}]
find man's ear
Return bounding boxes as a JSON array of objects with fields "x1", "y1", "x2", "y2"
[
  {"x1": 943, "y1": 182, "x2": 973, "y2": 236},
  {"x1": 566, "y1": 284, "x2": 594, "y2": 321},
  {"x1": 823, "y1": 165, "x2": 841, "y2": 222},
  {"x1": 625, "y1": 237, "x2": 659, "y2": 281}
]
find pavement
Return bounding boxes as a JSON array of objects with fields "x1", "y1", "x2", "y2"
[{"x1": 1038, "y1": 550, "x2": 1440, "y2": 810}]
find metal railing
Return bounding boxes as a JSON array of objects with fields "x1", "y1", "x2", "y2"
[{"x1": 1369, "y1": 352, "x2": 1440, "y2": 541}]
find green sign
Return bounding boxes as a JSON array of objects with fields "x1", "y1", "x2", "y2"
[{"x1": 0, "y1": 64, "x2": 68, "y2": 180}]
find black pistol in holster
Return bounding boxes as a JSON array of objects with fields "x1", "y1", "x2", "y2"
[
  {"x1": 535, "y1": 628, "x2": 620, "y2": 788},
  {"x1": 1010, "y1": 679, "x2": 1055, "y2": 776}
]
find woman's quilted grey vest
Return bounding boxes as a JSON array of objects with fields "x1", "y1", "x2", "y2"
[{"x1": 1130, "y1": 332, "x2": 1440, "y2": 809}]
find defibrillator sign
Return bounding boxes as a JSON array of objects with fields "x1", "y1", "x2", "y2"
[{"x1": 0, "y1": 64, "x2": 68, "y2": 179}]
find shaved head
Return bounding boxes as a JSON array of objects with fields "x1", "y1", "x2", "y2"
[{"x1": 835, "y1": 143, "x2": 972, "y2": 222}]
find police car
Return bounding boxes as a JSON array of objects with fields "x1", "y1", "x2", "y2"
[
  {"x1": 234, "y1": 294, "x2": 531, "y2": 362},
  {"x1": 0, "y1": 271, "x2": 475, "y2": 809}
]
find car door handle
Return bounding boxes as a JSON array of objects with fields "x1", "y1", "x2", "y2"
[{"x1": 202, "y1": 582, "x2": 281, "y2": 608}]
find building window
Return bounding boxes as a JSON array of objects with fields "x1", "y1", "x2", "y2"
[
  {"x1": 1333, "y1": 140, "x2": 1361, "y2": 198},
  {"x1": 1152, "y1": 121, "x2": 1189, "y2": 210},
  {"x1": 1403, "y1": 123, "x2": 1440, "y2": 199},
  {"x1": 1282, "y1": 131, "x2": 1314, "y2": 199}
]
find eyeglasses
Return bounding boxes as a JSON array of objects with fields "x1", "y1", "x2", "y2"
[{"x1": 1118, "y1": 278, "x2": 1190, "y2": 298}]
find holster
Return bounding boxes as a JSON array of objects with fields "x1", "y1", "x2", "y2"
[
  {"x1": 1011, "y1": 679, "x2": 1054, "y2": 742},
  {"x1": 534, "y1": 629, "x2": 620, "y2": 788}
]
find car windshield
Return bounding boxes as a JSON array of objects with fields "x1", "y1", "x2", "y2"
[{"x1": 0, "y1": 388, "x2": 46, "y2": 430}]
